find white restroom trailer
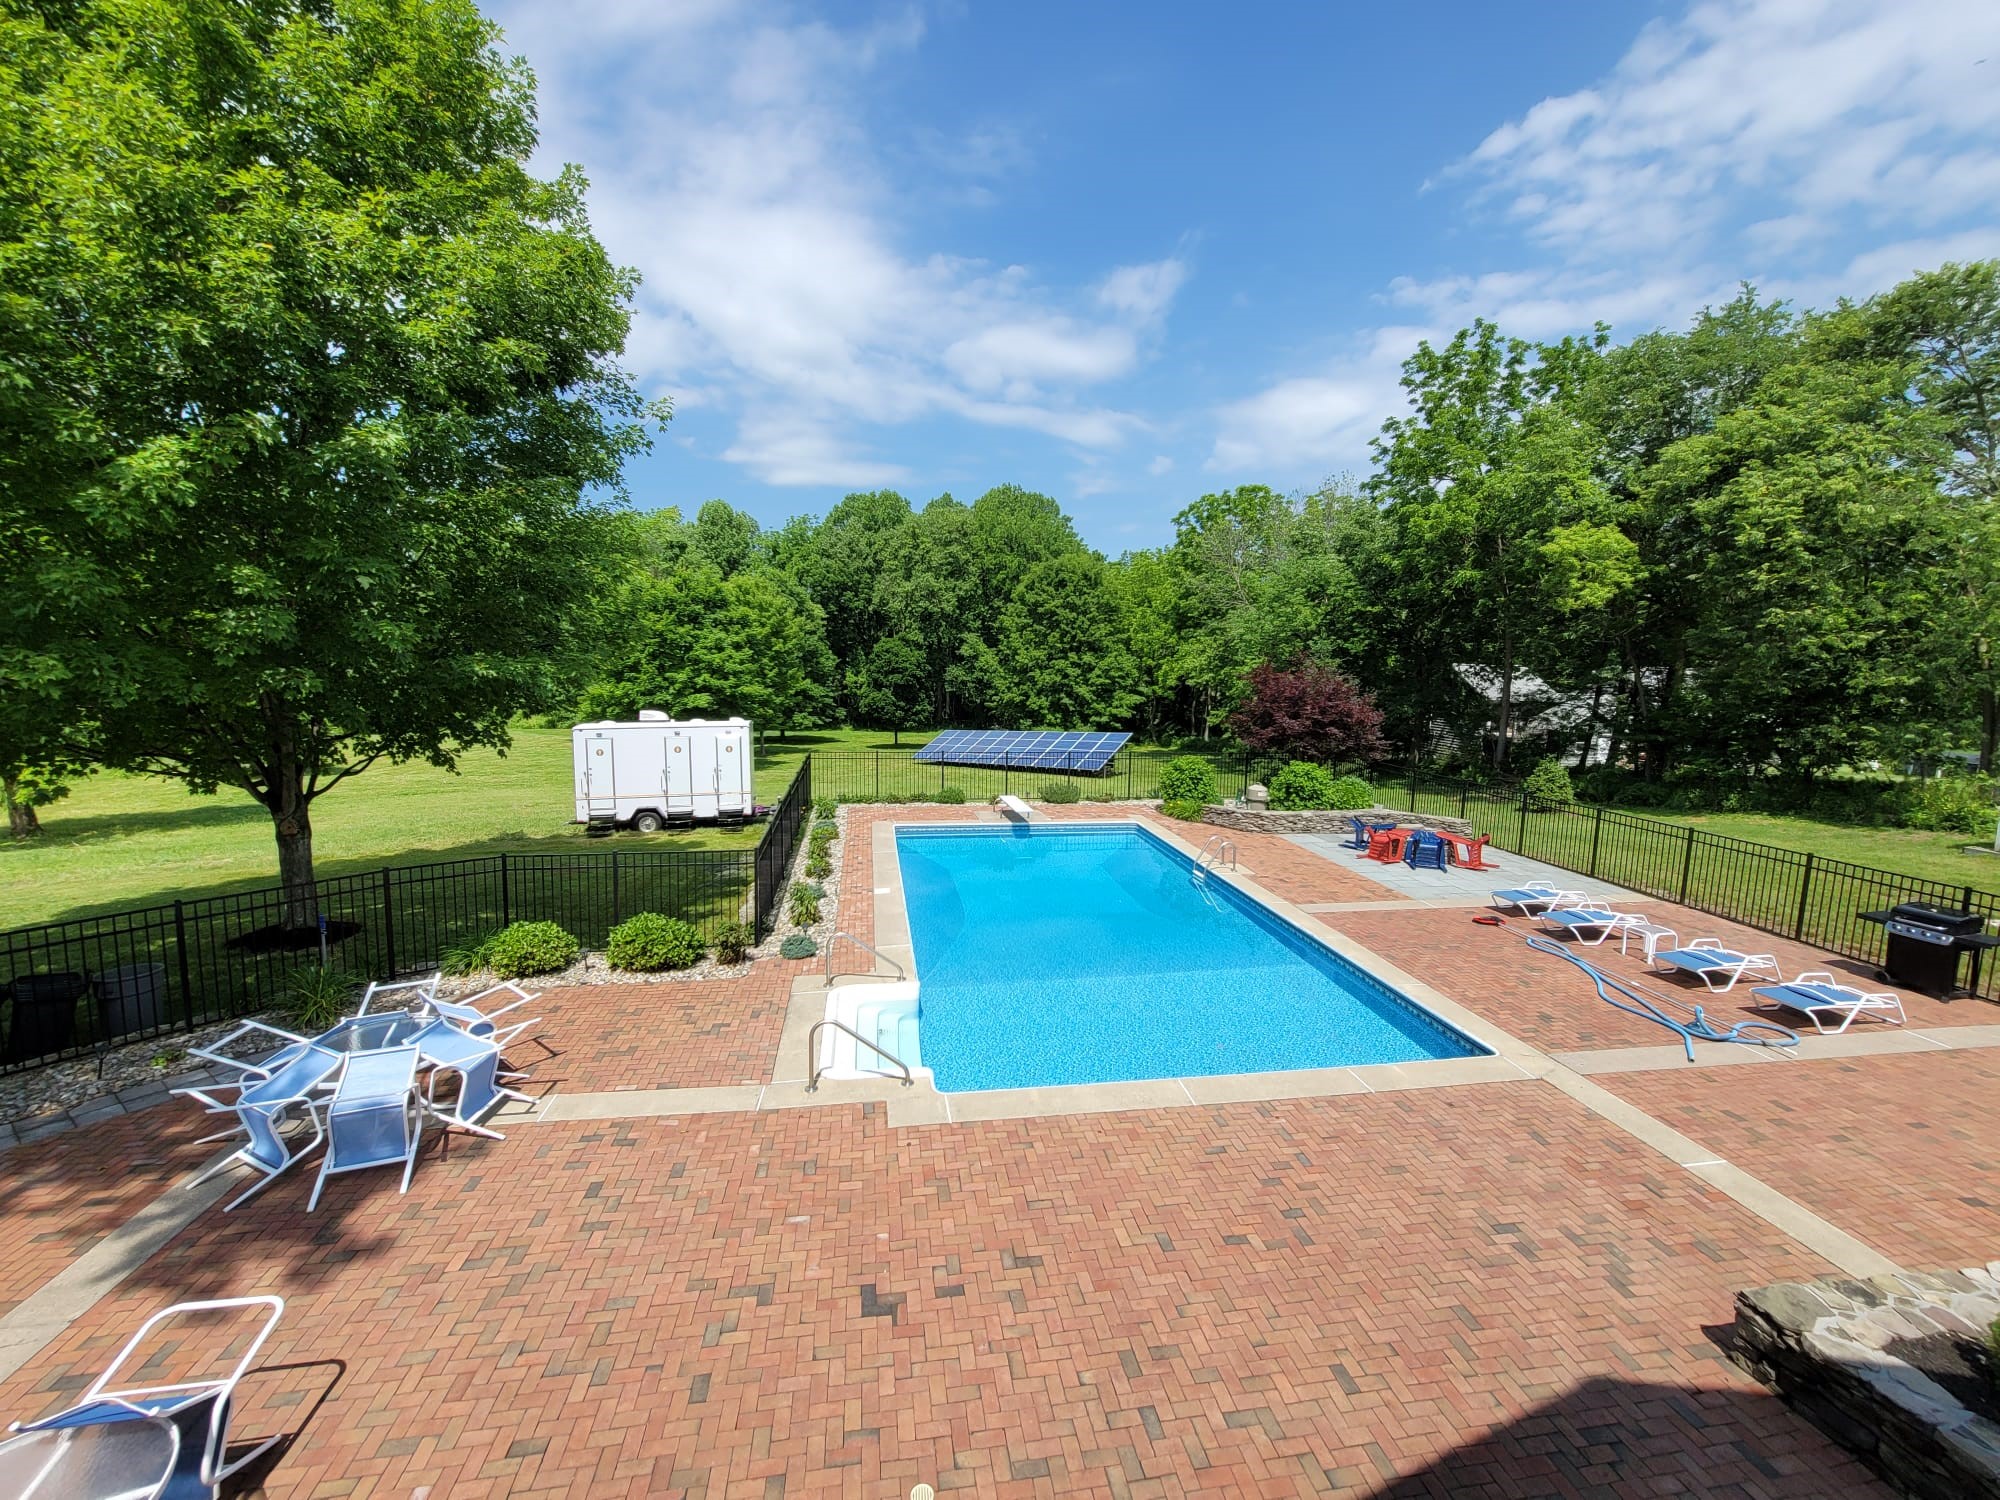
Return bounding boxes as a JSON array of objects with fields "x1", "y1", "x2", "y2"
[{"x1": 572, "y1": 713, "x2": 756, "y2": 831}]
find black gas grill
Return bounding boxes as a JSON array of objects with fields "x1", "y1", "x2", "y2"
[{"x1": 1859, "y1": 902, "x2": 2000, "y2": 998}]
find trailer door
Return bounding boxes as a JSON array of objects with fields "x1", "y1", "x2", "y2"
[
  {"x1": 582, "y1": 734, "x2": 617, "y2": 818},
  {"x1": 716, "y1": 726, "x2": 750, "y2": 810},
  {"x1": 664, "y1": 730, "x2": 696, "y2": 814}
]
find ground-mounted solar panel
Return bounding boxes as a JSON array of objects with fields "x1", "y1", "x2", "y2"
[{"x1": 913, "y1": 728, "x2": 1131, "y2": 772}]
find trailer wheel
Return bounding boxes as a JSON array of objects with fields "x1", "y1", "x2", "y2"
[{"x1": 632, "y1": 810, "x2": 666, "y2": 834}]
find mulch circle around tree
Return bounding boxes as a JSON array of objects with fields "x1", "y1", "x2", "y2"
[
  {"x1": 1883, "y1": 1333, "x2": 1999, "y2": 1422},
  {"x1": 225, "y1": 918, "x2": 364, "y2": 954}
]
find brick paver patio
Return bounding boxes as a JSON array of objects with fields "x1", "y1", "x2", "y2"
[
  {"x1": 1605, "y1": 1047, "x2": 2000, "y2": 1270},
  {"x1": 0, "y1": 800, "x2": 1990, "y2": 1497}
]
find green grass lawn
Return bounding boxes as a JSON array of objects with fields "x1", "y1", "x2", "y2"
[
  {"x1": 1606, "y1": 807, "x2": 2000, "y2": 894},
  {"x1": 0, "y1": 725, "x2": 1225, "y2": 929}
]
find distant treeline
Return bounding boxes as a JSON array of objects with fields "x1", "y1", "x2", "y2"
[{"x1": 587, "y1": 262, "x2": 2000, "y2": 782}]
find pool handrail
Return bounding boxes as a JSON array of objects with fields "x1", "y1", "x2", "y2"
[
  {"x1": 823, "y1": 930, "x2": 907, "y2": 985},
  {"x1": 1193, "y1": 835, "x2": 1237, "y2": 880},
  {"x1": 807, "y1": 1019, "x2": 913, "y2": 1090}
]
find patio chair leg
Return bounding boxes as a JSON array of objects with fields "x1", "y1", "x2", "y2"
[{"x1": 224, "y1": 1166, "x2": 290, "y2": 1213}]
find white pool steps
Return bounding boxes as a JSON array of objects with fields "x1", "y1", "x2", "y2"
[{"x1": 815, "y1": 976, "x2": 925, "y2": 1081}]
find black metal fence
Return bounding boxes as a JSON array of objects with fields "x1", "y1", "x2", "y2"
[
  {"x1": 0, "y1": 761, "x2": 812, "y2": 1074},
  {"x1": 809, "y1": 747, "x2": 1251, "y2": 804},
  {"x1": 1378, "y1": 776, "x2": 2000, "y2": 1001}
]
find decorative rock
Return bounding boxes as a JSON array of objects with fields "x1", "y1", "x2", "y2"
[
  {"x1": 1734, "y1": 1270, "x2": 2000, "y2": 1500},
  {"x1": 1198, "y1": 804, "x2": 1475, "y2": 837}
]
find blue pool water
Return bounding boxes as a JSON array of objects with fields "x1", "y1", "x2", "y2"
[{"x1": 898, "y1": 823, "x2": 1485, "y2": 1092}]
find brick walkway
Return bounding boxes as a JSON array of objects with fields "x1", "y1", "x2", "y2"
[
  {"x1": 0, "y1": 1088, "x2": 1887, "y2": 1498},
  {"x1": 532, "y1": 960, "x2": 797, "y2": 1092},
  {"x1": 1605, "y1": 1048, "x2": 2000, "y2": 1271},
  {"x1": 0, "y1": 1106, "x2": 217, "y2": 1319}
]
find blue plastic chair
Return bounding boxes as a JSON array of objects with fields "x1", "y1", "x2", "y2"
[
  {"x1": 307, "y1": 1045, "x2": 422, "y2": 1212},
  {"x1": 0, "y1": 1297, "x2": 285, "y2": 1499},
  {"x1": 1343, "y1": 818, "x2": 1395, "y2": 851},
  {"x1": 1404, "y1": 830, "x2": 1450, "y2": 870}
]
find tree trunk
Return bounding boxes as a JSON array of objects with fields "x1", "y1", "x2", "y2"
[
  {"x1": 1982, "y1": 686, "x2": 1998, "y2": 776},
  {"x1": 4, "y1": 773, "x2": 39, "y2": 838},
  {"x1": 271, "y1": 766, "x2": 318, "y2": 931}
]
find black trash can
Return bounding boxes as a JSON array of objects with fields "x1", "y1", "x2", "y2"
[
  {"x1": 3, "y1": 972, "x2": 87, "y2": 1063},
  {"x1": 93, "y1": 962, "x2": 170, "y2": 1042}
]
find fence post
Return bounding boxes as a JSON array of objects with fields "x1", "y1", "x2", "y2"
[
  {"x1": 1588, "y1": 804, "x2": 1603, "y2": 879},
  {"x1": 1964, "y1": 884, "x2": 1977, "y2": 915},
  {"x1": 1409, "y1": 766, "x2": 1418, "y2": 813},
  {"x1": 1792, "y1": 852, "x2": 1815, "y2": 939},
  {"x1": 380, "y1": 869, "x2": 397, "y2": 977},
  {"x1": 612, "y1": 849, "x2": 622, "y2": 926},
  {"x1": 173, "y1": 899, "x2": 194, "y2": 1029},
  {"x1": 1127, "y1": 756, "x2": 1133, "y2": 800},
  {"x1": 1678, "y1": 826, "x2": 1695, "y2": 906},
  {"x1": 1517, "y1": 789, "x2": 1529, "y2": 852},
  {"x1": 874, "y1": 753, "x2": 880, "y2": 802},
  {"x1": 499, "y1": 853, "x2": 511, "y2": 927},
  {"x1": 1459, "y1": 784, "x2": 1468, "y2": 820}
]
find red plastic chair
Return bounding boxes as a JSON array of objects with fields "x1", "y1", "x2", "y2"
[
  {"x1": 1366, "y1": 828, "x2": 1412, "y2": 862},
  {"x1": 1443, "y1": 833, "x2": 1493, "y2": 870}
]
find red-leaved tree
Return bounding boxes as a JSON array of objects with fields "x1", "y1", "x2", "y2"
[{"x1": 1227, "y1": 660, "x2": 1387, "y2": 766}]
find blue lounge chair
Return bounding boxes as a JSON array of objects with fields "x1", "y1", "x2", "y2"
[
  {"x1": 1404, "y1": 830, "x2": 1449, "y2": 870},
  {"x1": 1651, "y1": 939, "x2": 1781, "y2": 992},
  {"x1": 0, "y1": 1296, "x2": 285, "y2": 1499},
  {"x1": 177, "y1": 1044, "x2": 344, "y2": 1211},
  {"x1": 1750, "y1": 973, "x2": 1907, "y2": 1033},
  {"x1": 414, "y1": 1022, "x2": 532, "y2": 1139},
  {"x1": 1489, "y1": 882, "x2": 1586, "y2": 913},
  {"x1": 307, "y1": 1045, "x2": 423, "y2": 1212},
  {"x1": 1537, "y1": 908, "x2": 1641, "y2": 945},
  {"x1": 425, "y1": 983, "x2": 541, "y2": 1050}
]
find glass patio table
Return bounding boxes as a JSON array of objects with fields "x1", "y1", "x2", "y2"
[
  {"x1": 0, "y1": 1421, "x2": 176, "y2": 1500},
  {"x1": 312, "y1": 1012, "x2": 425, "y2": 1054}
]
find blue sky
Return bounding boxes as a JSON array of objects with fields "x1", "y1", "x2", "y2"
[{"x1": 486, "y1": 0, "x2": 2000, "y2": 550}]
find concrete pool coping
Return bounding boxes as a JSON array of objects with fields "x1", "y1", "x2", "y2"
[{"x1": 765, "y1": 814, "x2": 1552, "y2": 1122}]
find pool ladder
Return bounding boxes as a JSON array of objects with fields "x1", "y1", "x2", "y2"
[{"x1": 1192, "y1": 836, "x2": 1237, "y2": 886}]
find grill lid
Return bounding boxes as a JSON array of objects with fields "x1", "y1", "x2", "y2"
[{"x1": 1887, "y1": 902, "x2": 1983, "y2": 936}]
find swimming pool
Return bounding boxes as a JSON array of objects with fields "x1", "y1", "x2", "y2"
[{"x1": 897, "y1": 823, "x2": 1486, "y2": 1092}]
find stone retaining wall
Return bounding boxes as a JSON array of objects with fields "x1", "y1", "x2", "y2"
[
  {"x1": 1733, "y1": 1269, "x2": 2000, "y2": 1500},
  {"x1": 1198, "y1": 804, "x2": 1475, "y2": 838}
]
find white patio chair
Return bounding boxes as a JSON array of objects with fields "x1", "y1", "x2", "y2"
[
  {"x1": 307, "y1": 1045, "x2": 423, "y2": 1212},
  {"x1": 0, "y1": 1296, "x2": 285, "y2": 1500},
  {"x1": 1535, "y1": 907, "x2": 1644, "y2": 946},
  {"x1": 176, "y1": 1044, "x2": 344, "y2": 1211},
  {"x1": 413, "y1": 1021, "x2": 533, "y2": 1140},
  {"x1": 356, "y1": 972, "x2": 441, "y2": 1016},
  {"x1": 1488, "y1": 882, "x2": 1589, "y2": 913}
]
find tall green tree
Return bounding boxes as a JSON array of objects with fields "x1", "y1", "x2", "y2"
[
  {"x1": 987, "y1": 554, "x2": 1139, "y2": 728},
  {"x1": 847, "y1": 637, "x2": 929, "y2": 745},
  {"x1": 0, "y1": 0, "x2": 659, "y2": 924}
]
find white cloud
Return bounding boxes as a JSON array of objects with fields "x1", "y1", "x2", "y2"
[
  {"x1": 1147, "y1": 455, "x2": 1173, "y2": 476},
  {"x1": 485, "y1": 2, "x2": 1186, "y2": 484},
  {"x1": 1214, "y1": 0, "x2": 2000, "y2": 476},
  {"x1": 1462, "y1": 0, "x2": 2000, "y2": 259}
]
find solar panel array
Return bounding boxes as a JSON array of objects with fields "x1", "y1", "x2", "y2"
[{"x1": 912, "y1": 729, "x2": 1132, "y2": 772}]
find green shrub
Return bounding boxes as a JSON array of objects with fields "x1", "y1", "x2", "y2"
[
  {"x1": 1327, "y1": 774, "x2": 1374, "y2": 810},
  {"x1": 440, "y1": 931, "x2": 497, "y2": 976},
  {"x1": 788, "y1": 879, "x2": 824, "y2": 927},
  {"x1": 1522, "y1": 758, "x2": 1576, "y2": 806},
  {"x1": 1159, "y1": 798, "x2": 1206, "y2": 822},
  {"x1": 1904, "y1": 775, "x2": 1995, "y2": 835},
  {"x1": 714, "y1": 920, "x2": 754, "y2": 964},
  {"x1": 606, "y1": 912, "x2": 704, "y2": 971},
  {"x1": 936, "y1": 786, "x2": 966, "y2": 804},
  {"x1": 1159, "y1": 756, "x2": 1218, "y2": 807},
  {"x1": 810, "y1": 820, "x2": 837, "y2": 847},
  {"x1": 1268, "y1": 761, "x2": 1338, "y2": 810},
  {"x1": 285, "y1": 966, "x2": 363, "y2": 1032},
  {"x1": 780, "y1": 933, "x2": 817, "y2": 960},
  {"x1": 805, "y1": 847, "x2": 832, "y2": 879},
  {"x1": 483, "y1": 920, "x2": 580, "y2": 979},
  {"x1": 1038, "y1": 781, "x2": 1082, "y2": 804},
  {"x1": 812, "y1": 795, "x2": 838, "y2": 821}
]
